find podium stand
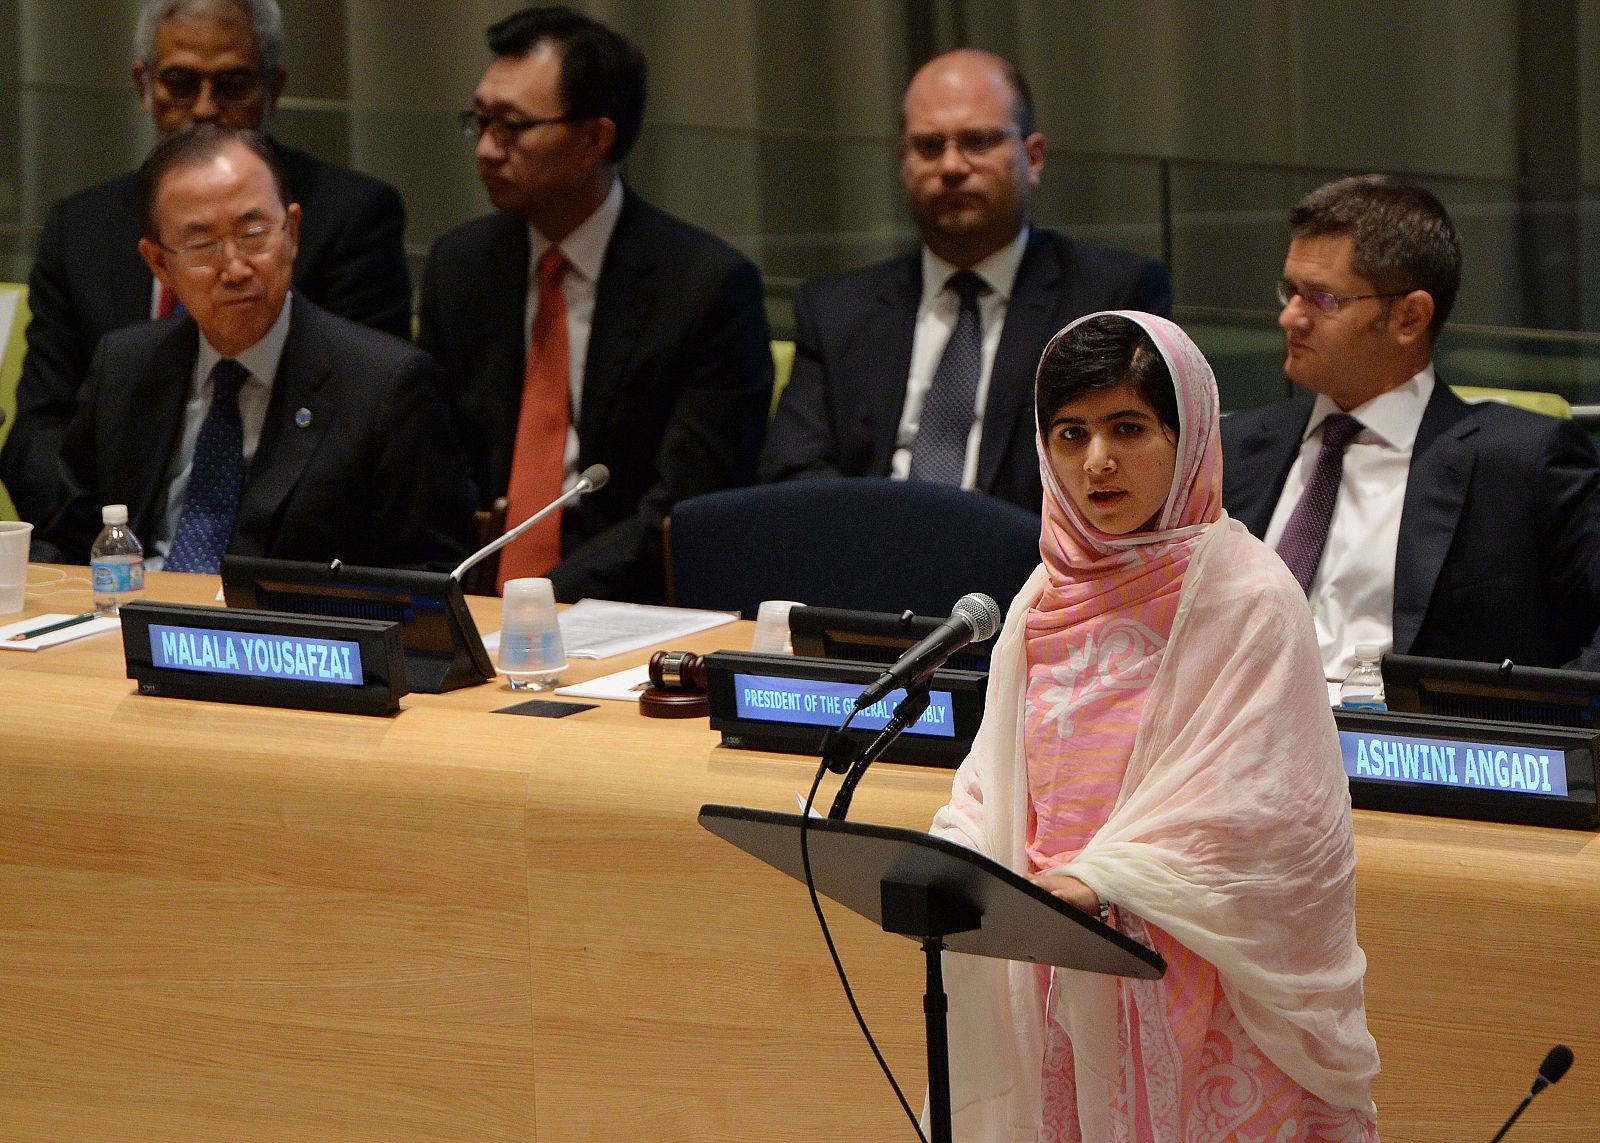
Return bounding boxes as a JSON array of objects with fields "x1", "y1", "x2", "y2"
[{"x1": 699, "y1": 805, "x2": 1165, "y2": 1143}]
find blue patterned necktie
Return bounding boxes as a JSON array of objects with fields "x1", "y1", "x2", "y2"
[
  {"x1": 1274, "y1": 412, "x2": 1363, "y2": 592},
  {"x1": 165, "y1": 358, "x2": 247, "y2": 574},
  {"x1": 909, "y1": 270, "x2": 986, "y2": 485}
]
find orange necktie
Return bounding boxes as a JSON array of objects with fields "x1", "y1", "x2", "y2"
[{"x1": 499, "y1": 246, "x2": 571, "y2": 590}]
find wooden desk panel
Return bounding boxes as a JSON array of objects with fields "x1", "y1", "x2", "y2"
[{"x1": 4, "y1": 567, "x2": 1600, "y2": 1140}]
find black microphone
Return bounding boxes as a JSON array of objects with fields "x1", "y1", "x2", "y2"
[
  {"x1": 1489, "y1": 1044, "x2": 1573, "y2": 1142},
  {"x1": 853, "y1": 593, "x2": 1001, "y2": 711},
  {"x1": 450, "y1": 463, "x2": 610, "y2": 582}
]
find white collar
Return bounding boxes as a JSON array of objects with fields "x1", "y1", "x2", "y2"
[
  {"x1": 194, "y1": 291, "x2": 293, "y2": 395},
  {"x1": 529, "y1": 177, "x2": 625, "y2": 286},
  {"x1": 919, "y1": 225, "x2": 1030, "y2": 307}
]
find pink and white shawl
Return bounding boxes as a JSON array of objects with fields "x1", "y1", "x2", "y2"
[{"x1": 930, "y1": 312, "x2": 1379, "y2": 1141}]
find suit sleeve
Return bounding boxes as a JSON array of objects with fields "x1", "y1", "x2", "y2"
[
  {"x1": 548, "y1": 256, "x2": 773, "y2": 603},
  {"x1": 1, "y1": 200, "x2": 86, "y2": 525},
  {"x1": 1534, "y1": 418, "x2": 1600, "y2": 672},
  {"x1": 363, "y1": 351, "x2": 476, "y2": 570},
  {"x1": 1124, "y1": 256, "x2": 1173, "y2": 319},
  {"x1": 302, "y1": 181, "x2": 413, "y2": 341},
  {"x1": 757, "y1": 282, "x2": 844, "y2": 483},
  {"x1": 31, "y1": 335, "x2": 111, "y2": 565}
]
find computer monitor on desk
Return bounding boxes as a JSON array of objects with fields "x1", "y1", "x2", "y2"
[
  {"x1": 219, "y1": 556, "x2": 494, "y2": 694},
  {"x1": 1383, "y1": 653, "x2": 1600, "y2": 728}
]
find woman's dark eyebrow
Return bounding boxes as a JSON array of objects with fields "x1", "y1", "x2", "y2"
[{"x1": 1051, "y1": 408, "x2": 1154, "y2": 427}]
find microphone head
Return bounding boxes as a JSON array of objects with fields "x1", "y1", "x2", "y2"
[
  {"x1": 580, "y1": 463, "x2": 610, "y2": 491},
  {"x1": 1539, "y1": 1045, "x2": 1574, "y2": 1086},
  {"x1": 953, "y1": 593, "x2": 1002, "y2": 642}
]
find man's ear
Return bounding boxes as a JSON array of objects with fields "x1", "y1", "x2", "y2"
[
  {"x1": 138, "y1": 237, "x2": 175, "y2": 294},
  {"x1": 132, "y1": 60, "x2": 151, "y2": 113},
  {"x1": 1389, "y1": 289, "x2": 1435, "y2": 348}
]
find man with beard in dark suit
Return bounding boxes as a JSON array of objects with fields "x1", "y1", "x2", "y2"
[
  {"x1": 420, "y1": 5, "x2": 772, "y2": 604},
  {"x1": 1221, "y1": 174, "x2": 1600, "y2": 686},
  {"x1": 2, "y1": 0, "x2": 411, "y2": 526},
  {"x1": 758, "y1": 49, "x2": 1171, "y2": 511}
]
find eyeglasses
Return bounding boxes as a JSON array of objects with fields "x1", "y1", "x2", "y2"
[
  {"x1": 158, "y1": 218, "x2": 289, "y2": 271},
  {"x1": 903, "y1": 128, "x2": 1021, "y2": 162},
  {"x1": 154, "y1": 66, "x2": 265, "y2": 107},
  {"x1": 1276, "y1": 278, "x2": 1409, "y2": 316},
  {"x1": 458, "y1": 109, "x2": 580, "y2": 148}
]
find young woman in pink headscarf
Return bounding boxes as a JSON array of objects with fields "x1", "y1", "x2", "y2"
[{"x1": 931, "y1": 312, "x2": 1380, "y2": 1142}]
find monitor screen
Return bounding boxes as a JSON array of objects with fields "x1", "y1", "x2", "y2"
[{"x1": 220, "y1": 556, "x2": 494, "y2": 694}]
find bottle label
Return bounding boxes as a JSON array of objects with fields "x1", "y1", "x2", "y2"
[
  {"x1": 1340, "y1": 699, "x2": 1388, "y2": 711},
  {"x1": 92, "y1": 559, "x2": 145, "y2": 594}
]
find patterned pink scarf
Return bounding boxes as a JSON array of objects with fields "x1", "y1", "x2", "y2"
[{"x1": 1024, "y1": 312, "x2": 1224, "y2": 870}]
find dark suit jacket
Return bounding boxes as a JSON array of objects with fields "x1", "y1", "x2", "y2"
[
  {"x1": 418, "y1": 187, "x2": 773, "y2": 604},
  {"x1": 757, "y1": 226, "x2": 1173, "y2": 510},
  {"x1": 35, "y1": 298, "x2": 473, "y2": 571},
  {"x1": 2, "y1": 141, "x2": 412, "y2": 525},
  {"x1": 1221, "y1": 383, "x2": 1600, "y2": 671}
]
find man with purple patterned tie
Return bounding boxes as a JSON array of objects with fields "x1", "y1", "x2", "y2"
[
  {"x1": 1221, "y1": 174, "x2": 1600, "y2": 687},
  {"x1": 33, "y1": 124, "x2": 471, "y2": 571}
]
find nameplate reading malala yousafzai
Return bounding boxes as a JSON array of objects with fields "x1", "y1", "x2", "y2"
[
  {"x1": 1333, "y1": 709, "x2": 1598, "y2": 829},
  {"x1": 119, "y1": 600, "x2": 408, "y2": 717}
]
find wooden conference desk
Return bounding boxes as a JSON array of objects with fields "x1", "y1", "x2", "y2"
[{"x1": 2, "y1": 567, "x2": 1598, "y2": 1141}]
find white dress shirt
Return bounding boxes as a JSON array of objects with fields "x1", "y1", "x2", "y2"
[
  {"x1": 526, "y1": 178, "x2": 624, "y2": 493},
  {"x1": 1264, "y1": 366, "x2": 1435, "y2": 687},
  {"x1": 892, "y1": 227, "x2": 1030, "y2": 488},
  {"x1": 151, "y1": 292, "x2": 293, "y2": 568}
]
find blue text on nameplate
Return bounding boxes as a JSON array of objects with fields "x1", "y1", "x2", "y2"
[
  {"x1": 1339, "y1": 728, "x2": 1568, "y2": 797},
  {"x1": 149, "y1": 623, "x2": 365, "y2": 687}
]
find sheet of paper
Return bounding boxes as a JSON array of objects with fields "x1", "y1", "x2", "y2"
[
  {"x1": 0, "y1": 612, "x2": 122, "y2": 652},
  {"x1": 554, "y1": 663, "x2": 652, "y2": 702},
  {"x1": 0, "y1": 290, "x2": 19, "y2": 360},
  {"x1": 555, "y1": 599, "x2": 738, "y2": 660}
]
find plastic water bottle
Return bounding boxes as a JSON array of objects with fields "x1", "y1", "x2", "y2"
[
  {"x1": 1339, "y1": 644, "x2": 1387, "y2": 710},
  {"x1": 90, "y1": 503, "x2": 145, "y2": 615}
]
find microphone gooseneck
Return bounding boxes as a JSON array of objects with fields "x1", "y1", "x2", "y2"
[
  {"x1": 1489, "y1": 1044, "x2": 1574, "y2": 1143},
  {"x1": 450, "y1": 463, "x2": 611, "y2": 582},
  {"x1": 852, "y1": 592, "x2": 1000, "y2": 711}
]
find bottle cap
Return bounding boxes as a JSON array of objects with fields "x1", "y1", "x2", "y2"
[
  {"x1": 1355, "y1": 643, "x2": 1383, "y2": 660},
  {"x1": 101, "y1": 503, "x2": 129, "y2": 525}
]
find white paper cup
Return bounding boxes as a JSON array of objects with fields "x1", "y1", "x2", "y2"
[
  {"x1": 0, "y1": 521, "x2": 33, "y2": 615},
  {"x1": 499, "y1": 577, "x2": 566, "y2": 690},
  {"x1": 752, "y1": 599, "x2": 801, "y2": 654}
]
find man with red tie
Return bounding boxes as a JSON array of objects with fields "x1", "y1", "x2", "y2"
[{"x1": 419, "y1": 5, "x2": 773, "y2": 604}]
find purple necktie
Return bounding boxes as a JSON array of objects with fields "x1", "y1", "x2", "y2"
[{"x1": 1274, "y1": 413, "x2": 1363, "y2": 593}]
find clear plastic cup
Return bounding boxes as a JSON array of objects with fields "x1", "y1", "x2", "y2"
[
  {"x1": 499, "y1": 577, "x2": 567, "y2": 690},
  {"x1": 752, "y1": 599, "x2": 801, "y2": 654},
  {"x1": 0, "y1": 521, "x2": 33, "y2": 615}
]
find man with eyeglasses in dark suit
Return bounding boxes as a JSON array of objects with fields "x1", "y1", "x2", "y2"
[
  {"x1": 2, "y1": 0, "x2": 411, "y2": 527},
  {"x1": 1221, "y1": 173, "x2": 1600, "y2": 686},
  {"x1": 419, "y1": 6, "x2": 772, "y2": 604},
  {"x1": 33, "y1": 125, "x2": 470, "y2": 572},
  {"x1": 758, "y1": 49, "x2": 1172, "y2": 512}
]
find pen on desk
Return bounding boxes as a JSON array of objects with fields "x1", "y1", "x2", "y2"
[{"x1": 6, "y1": 611, "x2": 100, "y2": 642}]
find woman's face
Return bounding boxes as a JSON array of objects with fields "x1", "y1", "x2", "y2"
[{"x1": 1045, "y1": 378, "x2": 1178, "y2": 534}]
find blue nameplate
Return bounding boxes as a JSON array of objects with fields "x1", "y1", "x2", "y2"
[
  {"x1": 1334, "y1": 709, "x2": 1598, "y2": 828},
  {"x1": 705, "y1": 651, "x2": 985, "y2": 767},
  {"x1": 120, "y1": 600, "x2": 407, "y2": 716}
]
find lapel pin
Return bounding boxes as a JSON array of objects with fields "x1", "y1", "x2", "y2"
[{"x1": 294, "y1": 407, "x2": 313, "y2": 429}]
